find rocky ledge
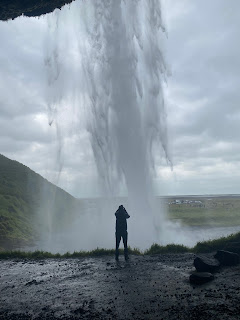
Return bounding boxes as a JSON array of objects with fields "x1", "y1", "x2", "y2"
[
  {"x1": 0, "y1": 0, "x2": 75, "y2": 21},
  {"x1": 1, "y1": 253, "x2": 240, "y2": 319}
]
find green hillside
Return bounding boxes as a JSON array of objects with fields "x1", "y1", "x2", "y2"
[{"x1": 0, "y1": 154, "x2": 77, "y2": 250}]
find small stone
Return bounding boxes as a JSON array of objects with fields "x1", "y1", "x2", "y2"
[{"x1": 25, "y1": 279, "x2": 38, "y2": 286}]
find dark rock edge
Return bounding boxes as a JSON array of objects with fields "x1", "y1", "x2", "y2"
[{"x1": 0, "y1": 0, "x2": 75, "y2": 21}]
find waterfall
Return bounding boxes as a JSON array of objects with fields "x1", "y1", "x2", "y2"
[{"x1": 44, "y1": 0, "x2": 175, "y2": 250}]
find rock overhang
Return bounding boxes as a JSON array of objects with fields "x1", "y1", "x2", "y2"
[{"x1": 0, "y1": 0, "x2": 75, "y2": 21}]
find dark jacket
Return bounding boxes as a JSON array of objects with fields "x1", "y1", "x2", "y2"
[{"x1": 115, "y1": 206, "x2": 130, "y2": 233}]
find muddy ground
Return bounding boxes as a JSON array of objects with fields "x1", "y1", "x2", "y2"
[{"x1": 0, "y1": 253, "x2": 240, "y2": 319}]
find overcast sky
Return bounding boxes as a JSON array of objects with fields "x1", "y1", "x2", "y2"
[{"x1": 0, "y1": 0, "x2": 240, "y2": 197}]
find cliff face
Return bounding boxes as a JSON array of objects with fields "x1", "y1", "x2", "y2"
[{"x1": 0, "y1": 0, "x2": 74, "y2": 21}]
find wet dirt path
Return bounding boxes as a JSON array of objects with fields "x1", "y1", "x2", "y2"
[{"x1": 0, "y1": 254, "x2": 240, "y2": 319}]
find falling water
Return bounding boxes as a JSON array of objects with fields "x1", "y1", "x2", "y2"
[
  {"x1": 43, "y1": 0, "x2": 178, "y2": 250},
  {"x1": 82, "y1": 0, "x2": 171, "y2": 247}
]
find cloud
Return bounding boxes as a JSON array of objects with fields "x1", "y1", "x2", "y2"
[{"x1": 160, "y1": 0, "x2": 240, "y2": 194}]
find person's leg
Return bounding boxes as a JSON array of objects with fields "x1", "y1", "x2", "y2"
[
  {"x1": 115, "y1": 232, "x2": 121, "y2": 260},
  {"x1": 123, "y1": 231, "x2": 128, "y2": 260}
]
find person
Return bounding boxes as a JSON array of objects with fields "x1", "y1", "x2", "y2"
[{"x1": 115, "y1": 205, "x2": 130, "y2": 261}]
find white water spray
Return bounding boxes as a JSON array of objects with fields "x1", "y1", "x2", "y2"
[
  {"x1": 43, "y1": 0, "x2": 181, "y2": 250},
  {"x1": 82, "y1": 0, "x2": 171, "y2": 247}
]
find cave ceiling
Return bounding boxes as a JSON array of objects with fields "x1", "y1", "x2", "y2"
[{"x1": 0, "y1": 0, "x2": 75, "y2": 21}]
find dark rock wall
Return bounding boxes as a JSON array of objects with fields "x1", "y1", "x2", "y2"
[{"x1": 0, "y1": 0, "x2": 75, "y2": 21}]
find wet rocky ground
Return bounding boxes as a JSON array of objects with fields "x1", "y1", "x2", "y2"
[{"x1": 0, "y1": 253, "x2": 240, "y2": 319}]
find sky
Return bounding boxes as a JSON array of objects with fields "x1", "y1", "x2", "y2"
[{"x1": 0, "y1": 0, "x2": 240, "y2": 198}]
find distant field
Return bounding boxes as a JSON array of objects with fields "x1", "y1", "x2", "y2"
[{"x1": 163, "y1": 195, "x2": 240, "y2": 227}]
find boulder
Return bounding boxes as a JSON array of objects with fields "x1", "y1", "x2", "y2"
[
  {"x1": 214, "y1": 250, "x2": 240, "y2": 266},
  {"x1": 189, "y1": 272, "x2": 214, "y2": 285},
  {"x1": 194, "y1": 256, "x2": 220, "y2": 273}
]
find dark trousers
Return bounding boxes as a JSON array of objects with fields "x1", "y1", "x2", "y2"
[{"x1": 115, "y1": 231, "x2": 128, "y2": 259}]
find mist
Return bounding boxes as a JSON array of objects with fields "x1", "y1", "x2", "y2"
[{"x1": 36, "y1": 0, "x2": 183, "y2": 252}]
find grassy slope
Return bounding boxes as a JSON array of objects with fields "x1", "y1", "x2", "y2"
[{"x1": 0, "y1": 154, "x2": 76, "y2": 250}]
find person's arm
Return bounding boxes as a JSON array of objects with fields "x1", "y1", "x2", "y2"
[{"x1": 124, "y1": 209, "x2": 130, "y2": 219}]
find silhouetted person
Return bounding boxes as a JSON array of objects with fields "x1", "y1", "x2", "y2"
[{"x1": 115, "y1": 205, "x2": 130, "y2": 261}]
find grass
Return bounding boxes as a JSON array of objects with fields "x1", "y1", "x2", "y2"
[
  {"x1": 167, "y1": 198, "x2": 240, "y2": 227},
  {"x1": 146, "y1": 231, "x2": 240, "y2": 255},
  {"x1": 0, "y1": 247, "x2": 141, "y2": 259},
  {"x1": 145, "y1": 243, "x2": 190, "y2": 255},
  {"x1": 193, "y1": 231, "x2": 240, "y2": 253},
  {"x1": 0, "y1": 232, "x2": 239, "y2": 259}
]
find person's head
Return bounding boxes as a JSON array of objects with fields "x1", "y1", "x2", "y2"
[{"x1": 119, "y1": 205, "x2": 123, "y2": 210}]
